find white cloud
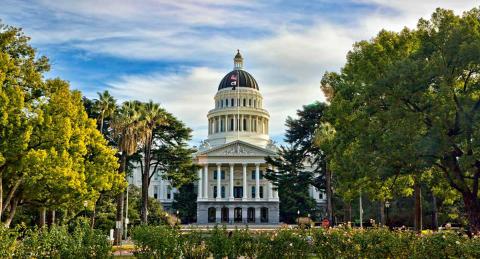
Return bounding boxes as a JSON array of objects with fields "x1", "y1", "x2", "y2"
[{"x1": 1, "y1": 0, "x2": 478, "y2": 144}]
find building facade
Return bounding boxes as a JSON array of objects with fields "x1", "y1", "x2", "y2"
[
  {"x1": 129, "y1": 51, "x2": 326, "y2": 224},
  {"x1": 194, "y1": 50, "x2": 280, "y2": 224}
]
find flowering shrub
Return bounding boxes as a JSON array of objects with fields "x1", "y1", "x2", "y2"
[
  {"x1": 130, "y1": 225, "x2": 480, "y2": 259},
  {"x1": 0, "y1": 220, "x2": 112, "y2": 259}
]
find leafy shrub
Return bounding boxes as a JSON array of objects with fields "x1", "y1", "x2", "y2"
[
  {"x1": 131, "y1": 225, "x2": 180, "y2": 258},
  {"x1": 129, "y1": 225, "x2": 480, "y2": 259},
  {"x1": 0, "y1": 220, "x2": 111, "y2": 259}
]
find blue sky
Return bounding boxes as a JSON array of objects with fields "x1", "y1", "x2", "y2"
[{"x1": 0, "y1": 0, "x2": 477, "y2": 144}]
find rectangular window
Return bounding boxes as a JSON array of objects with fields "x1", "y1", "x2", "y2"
[
  {"x1": 234, "y1": 187, "x2": 243, "y2": 198},
  {"x1": 251, "y1": 186, "x2": 256, "y2": 198},
  {"x1": 213, "y1": 186, "x2": 217, "y2": 198},
  {"x1": 214, "y1": 170, "x2": 225, "y2": 179},
  {"x1": 221, "y1": 186, "x2": 225, "y2": 198},
  {"x1": 260, "y1": 170, "x2": 264, "y2": 179},
  {"x1": 251, "y1": 171, "x2": 255, "y2": 180},
  {"x1": 260, "y1": 186, "x2": 264, "y2": 198},
  {"x1": 167, "y1": 186, "x2": 171, "y2": 199},
  {"x1": 153, "y1": 185, "x2": 159, "y2": 199}
]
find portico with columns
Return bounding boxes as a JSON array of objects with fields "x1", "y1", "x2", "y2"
[
  {"x1": 195, "y1": 141, "x2": 279, "y2": 224},
  {"x1": 195, "y1": 50, "x2": 280, "y2": 224}
]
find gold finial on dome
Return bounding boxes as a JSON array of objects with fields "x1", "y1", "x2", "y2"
[{"x1": 234, "y1": 49, "x2": 243, "y2": 70}]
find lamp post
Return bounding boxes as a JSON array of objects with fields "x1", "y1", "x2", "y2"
[
  {"x1": 385, "y1": 201, "x2": 391, "y2": 228},
  {"x1": 176, "y1": 210, "x2": 179, "y2": 225},
  {"x1": 297, "y1": 210, "x2": 300, "y2": 225}
]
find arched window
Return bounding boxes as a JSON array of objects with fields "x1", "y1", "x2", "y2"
[
  {"x1": 247, "y1": 207, "x2": 255, "y2": 223},
  {"x1": 221, "y1": 100, "x2": 224, "y2": 107},
  {"x1": 221, "y1": 207, "x2": 229, "y2": 223},
  {"x1": 230, "y1": 118, "x2": 234, "y2": 131},
  {"x1": 243, "y1": 118, "x2": 247, "y2": 131},
  {"x1": 261, "y1": 207, "x2": 268, "y2": 223},
  {"x1": 254, "y1": 100, "x2": 257, "y2": 108},
  {"x1": 208, "y1": 207, "x2": 216, "y2": 223},
  {"x1": 234, "y1": 207, "x2": 242, "y2": 222},
  {"x1": 243, "y1": 99, "x2": 246, "y2": 106},
  {"x1": 249, "y1": 99, "x2": 252, "y2": 106},
  {"x1": 231, "y1": 98, "x2": 234, "y2": 107}
]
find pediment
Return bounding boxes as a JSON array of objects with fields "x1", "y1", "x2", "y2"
[{"x1": 197, "y1": 140, "x2": 276, "y2": 157}]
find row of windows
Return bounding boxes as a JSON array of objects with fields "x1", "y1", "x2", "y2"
[
  {"x1": 153, "y1": 185, "x2": 172, "y2": 199},
  {"x1": 212, "y1": 170, "x2": 264, "y2": 180},
  {"x1": 213, "y1": 186, "x2": 264, "y2": 199},
  {"x1": 210, "y1": 116, "x2": 265, "y2": 134},
  {"x1": 208, "y1": 207, "x2": 269, "y2": 223},
  {"x1": 216, "y1": 97, "x2": 261, "y2": 108}
]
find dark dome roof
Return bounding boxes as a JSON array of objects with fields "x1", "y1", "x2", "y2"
[{"x1": 218, "y1": 70, "x2": 259, "y2": 91}]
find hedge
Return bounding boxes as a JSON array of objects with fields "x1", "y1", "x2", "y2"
[
  {"x1": 0, "y1": 219, "x2": 112, "y2": 259},
  {"x1": 131, "y1": 225, "x2": 480, "y2": 259}
]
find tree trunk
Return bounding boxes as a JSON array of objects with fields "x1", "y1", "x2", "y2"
[
  {"x1": 431, "y1": 193, "x2": 438, "y2": 231},
  {"x1": 326, "y1": 167, "x2": 333, "y2": 222},
  {"x1": 39, "y1": 207, "x2": 46, "y2": 228},
  {"x1": 380, "y1": 201, "x2": 386, "y2": 226},
  {"x1": 2, "y1": 178, "x2": 22, "y2": 213},
  {"x1": 4, "y1": 198, "x2": 18, "y2": 228},
  {"x1": 48, "y1": 210, "x2": 56, "y2": 226},
  {"x1": 91, "y1": 195, "x2": 101, "y2": 229},
  {"x1": 463, "y1": 192, "x2": 480, "y2": 234},
  {"x1": 141, "y1": 139, "x2": 152, "y2": 224},
  {"x1": 414, "y1": 179, "x2": 422, "y2": 232},
  {"x1": 114, "y1": 152, "x2": 127, "y2": 245},
  {"x1": 99, "y1": 113, "x2": 104, "y2": 134},
  {"x1": 343, "y1": 200, "x2": 351, "y2": 223}
]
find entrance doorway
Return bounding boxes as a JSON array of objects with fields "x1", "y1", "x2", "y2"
[
  {"x1": 221, "y1": 207, "x2": 229, "y2": 223},
  {"x1": 234, "y1": 186, "x2": 243, "y2": 198},
  {"x1": 234, "y1": 207, "x2": 242, "y2": 222},
  {"x1": 247, "y1": 207, "x2": 255, "y2": 223}
]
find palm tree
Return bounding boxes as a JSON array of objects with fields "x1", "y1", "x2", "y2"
[
  {"x1": 110, "y1": 101, "x2": 144, "y2": 244},
  {"x1": 138, "y1": 101, "x2": 168, "y2": 224},
  {"x1": 94, "y1": 91, "x2": 117, "y2": 134}
]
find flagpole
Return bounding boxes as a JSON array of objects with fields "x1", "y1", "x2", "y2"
[{"x1": 237, "y1": 68, "x2": 240, "y2": 140}]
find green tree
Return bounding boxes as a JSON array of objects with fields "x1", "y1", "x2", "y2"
[
  {"x1": 93, "y1": 90, "x2": 116, "y2": 134},
  {"x1": 265, "y1": 102, "x2": 327, "y2": 222},
  {"x1": 0, "y1": 24, "x2": 122, "y2": 227},
  {"x1": 137, "y1": 101, "x2": 168, "y2": 224},
  {"x1": 111, "y1": 101, "x2": 144, "y2": 243},
  {"x1": 172, "y1": 183, "x2": 197, "y2": 223},
  {"x1": 323, "y1": 8, "x2": 480, "y2": 232}
]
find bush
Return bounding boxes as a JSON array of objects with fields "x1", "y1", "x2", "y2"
[
  {"x1": 129, "y1": 225, "x2": 480, "y2": 259},
  {"x1": 0, "y1": 220, "x2": 112, "y2": 259},
  {"x1": 131, "y1": 225, "x2": 180, "y2": 258}
]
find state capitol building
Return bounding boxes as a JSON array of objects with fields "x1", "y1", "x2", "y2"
[{"x1": 129, "y1": 51, "x2": 326, "y2": 224}]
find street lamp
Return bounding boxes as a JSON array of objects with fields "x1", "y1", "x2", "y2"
[
  {"x1": 297, "y1": 210, "x2": 300, "y2": 225},
  {"x1": 176, "y1": 210, "x2": 179, "y2": 225},
  {"x1": 385, "y1": 201, "x2": 391, "y2": 227}
]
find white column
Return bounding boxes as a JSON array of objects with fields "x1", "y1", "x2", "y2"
[
  {"x1": 203, "y1": 164, "x2": 208, "y2": 199},
  {"x1": 255, "y1": 163, "x2": 260, "y2": 200},
  {"x1": 273, "y1": 166, "x2": 279, "y2": 199},
  {"x1": 268, "y1": 165, "x2": 274, "y2": 200},
  {"x1": 242, "y1": 163, "x2": 247, "y2": 201},
  {"x1": 216, "y1": 163, "x2": 222, "y2": 200},
  {"x1": 229, "y1": 163, "x2": 234, "y2": 200},
  {"x1": 159, "y1": 180, "x2": 164, "y2": 200},
  {"x1": 224, "y1": 115, "x2": 227, "y2": 132},
  {"x1": 198, "y1": 167, "x2": 203, "y2": 200},
  {"x1": 233, "y1": 115, "x2": 237, "y2": 131}
]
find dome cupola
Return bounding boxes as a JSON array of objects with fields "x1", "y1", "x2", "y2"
[{"x1": 218, "y1": 50, "x2": 259, "y2": 91}]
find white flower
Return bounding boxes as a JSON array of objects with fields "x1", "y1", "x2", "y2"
[
  {"x1": 289, "y1": 243, "x2": 293, "y2": 247},
  {"x1": 455, "y1": 241, "x2": 460, "y2": 245}
]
